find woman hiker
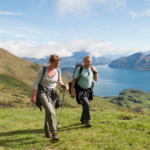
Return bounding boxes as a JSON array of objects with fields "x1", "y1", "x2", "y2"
[{"x1": 31, "y1": 54, "x2": 68, "y2": 142}]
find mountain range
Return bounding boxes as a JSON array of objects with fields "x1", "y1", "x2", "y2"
[
  {"x1": 23, "y1": 51, "x2": 112, "y2": 67},
  {"x1": 109, "y1": 52, "x2": 150, "y2": 71}
]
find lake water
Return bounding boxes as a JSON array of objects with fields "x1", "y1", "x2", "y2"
[{"x1": 93, "y1": 65, "x2": 150, "y2": 97}]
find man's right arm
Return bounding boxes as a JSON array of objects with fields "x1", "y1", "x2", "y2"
[
  {"x1": 71, "y1": 67, "x2": 80, "y2": 99},
  {"x1": 71, "y1": 78, "x2": 77, "y2": 99}
]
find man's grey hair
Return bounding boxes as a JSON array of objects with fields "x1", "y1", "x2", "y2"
[{"x1": 83, "y1": 55, "x2": 92, "y2": 62}]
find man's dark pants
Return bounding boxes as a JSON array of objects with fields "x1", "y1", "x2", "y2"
[{"x1": 80, "y1": 96, "x2": 91, "y2": 122}]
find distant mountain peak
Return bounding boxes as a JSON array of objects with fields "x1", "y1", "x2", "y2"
[
  {"x1": 23, "y1": 50, "x2": 112, "y2": 67},
  {"x1": 109, "y1": 52, "x2": 150, "y2": 71}
]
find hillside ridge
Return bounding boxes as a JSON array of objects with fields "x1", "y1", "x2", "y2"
[{"x1": 109, "y1": 52, "x2": 150, "y2": 70}]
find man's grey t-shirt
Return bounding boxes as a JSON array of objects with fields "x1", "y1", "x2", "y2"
[
  {"x1": 74, "y1": 66, "x2": 94, "y2": 89},
  {"x1": 33, "y1": 67, "x2": 63, "y2": 89}
]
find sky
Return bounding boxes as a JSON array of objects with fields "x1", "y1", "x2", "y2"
[{"x1": 0, "y1": 0, "x2": 150, "y2": 59}]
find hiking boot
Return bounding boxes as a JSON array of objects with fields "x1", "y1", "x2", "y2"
[
  {"x1": 52, "y1": 132, "x2": 60, "y2": 142},
  {"x1": 85, "y1": 121, "x2": 92, "y2": 127},
  {"x1": 81, "y1": 120, "x2": 85, "y2": 124},
  {"x1": 45, "y1": 132, "x2": 52, "y2": 138}
]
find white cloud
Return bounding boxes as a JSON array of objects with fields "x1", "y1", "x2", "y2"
[
  {"x1": 129, "y1": 11, "x2": 138, "y2": 18},
  {"x1": 14, "y1": 34, "x2": 36, "y2": 38},
  {"x1": 0, "y1": 40, "x2": 73, "y2": 58},
  {"x1": 56, "y1": 0, "x2": 126, "y2": 15},
  {"x1": 0, "y1": 39, "x2": 150, "y2": 59},
  {"x1": 129, "y1": 9, "x2": 150, "y2": 18},
  {"x1": 0, "y1": 11, "x2": 23, "y2": 15}
]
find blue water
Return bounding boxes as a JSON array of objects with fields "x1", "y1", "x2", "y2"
[{"x1": 93, "y1": 65, "x2": 150, "y2": 97}]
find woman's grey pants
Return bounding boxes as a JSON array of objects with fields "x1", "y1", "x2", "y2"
[
  {"x1": 80, "y1": 97, "x2": 91, "y2": 122},
  {"x1": 39, "y1": 92, "x2": 56, "y2": 134}
]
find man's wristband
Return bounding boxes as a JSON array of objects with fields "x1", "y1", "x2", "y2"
[{"x1": 94, "y1": 71, "x2": 98, "y2": 74}]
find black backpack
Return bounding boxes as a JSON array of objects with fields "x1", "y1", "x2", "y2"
[{"x1": 69, "y1": 62, "x2": 84, "y2": 94}]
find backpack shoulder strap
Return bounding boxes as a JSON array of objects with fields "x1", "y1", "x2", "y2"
[
  {"x1": 57, "y1": 68, "x2": 60, "y2": 75},
  {"x1": 79, "y1": 65, "x2": 83, "y2": 75},
  {"x1": 39, "y1": 66, "x2": 46, "y2": 85},
  {"x1": 77, "y1": 65, "x2": 83, "y2": 82},
  {"x1": 42, "y1": 66, "x2": 46, "y2": 78}
]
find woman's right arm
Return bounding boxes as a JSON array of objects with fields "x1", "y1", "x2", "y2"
[
  {"x1": 31, "y1": 89, "x2": 37, "y2": 104},
  {"x1": 31, "y1": 68, "x2": 43, "y2": 104}
]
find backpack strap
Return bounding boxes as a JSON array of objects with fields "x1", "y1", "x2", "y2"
[
  {"x1": 42, "y1": 66, "x2": 46, "y2": 78},
  {"x1": 39, "y1": 66, "x2": 46, "y2": 84},
  {"x1": 57, "y1": 68, "x2": 60, "y2": 75},
  {"x1": 77, "y1": 65, "x2": 83, "y2": 82}
]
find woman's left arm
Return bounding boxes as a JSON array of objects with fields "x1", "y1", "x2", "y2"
[{"x1": 91, "y1": 65, "x2": 98, "y2": 81}]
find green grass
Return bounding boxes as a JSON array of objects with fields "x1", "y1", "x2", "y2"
[
  {"x1": 1, "y1": 48, "x2": 150, "y2": 149},
  {"x1": 0, "y1": 107, "x2": 150, "y2": 150}
]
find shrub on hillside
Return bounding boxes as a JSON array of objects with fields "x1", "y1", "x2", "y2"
[
  {"x1": 119, "y1": 91, "x2": 127, "y2": 95},
  {"x1": 109, "y1": 99, "x2": 116, "y2": 104},
  {"x1": 117, "y1": 101, "x2": 123, "y2": 106},
  {"x1": 128, "y1": 95, "x2": 135, "y2": 98},
  {"x1": 117, "y1": 96, "x2": 125, "y2": 101},
  {"x1": 130, "y1": 89, "x2": 139, "y2": 93},
  {"x1": 128, "y1": 98, "x2": 142, "y2": 103},
  {"x1": 139, "y1": 107, "x2": 148, "y2": 115},
  {"x1": 126, "y1": 104, "x2": 130, "y2": 108}
]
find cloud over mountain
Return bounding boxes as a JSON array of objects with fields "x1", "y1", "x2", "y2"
[{"x1": 0, "y1": 39, "x2": 150, "y2": 59}]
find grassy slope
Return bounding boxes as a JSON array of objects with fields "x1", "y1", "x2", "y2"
[
  {"x1": 104, "y1": 89, "x2": 150, "y2": 115},
  {"x1": 0, "y1": 48, "x2": 41, "y2": 103},
  {"x1": 0, "y1": 107, "x2": 150, "y2": 150}
]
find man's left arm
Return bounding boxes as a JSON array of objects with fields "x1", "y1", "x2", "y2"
[{"x1": 91, "y1": 66, "x2": 98, "y2": 81}]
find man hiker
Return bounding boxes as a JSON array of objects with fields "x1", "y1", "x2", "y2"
[{"x1": 71, "y1": 56, "x2": 98, "y2": 127}]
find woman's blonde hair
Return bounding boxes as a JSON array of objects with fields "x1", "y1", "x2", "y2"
[{"x1": 48, "y1": 54, "x2": 61, "y2": 63}]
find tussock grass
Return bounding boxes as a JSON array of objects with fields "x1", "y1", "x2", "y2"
[{"x1": 0, "y1": 108, "x2": 150, "y2": 150}]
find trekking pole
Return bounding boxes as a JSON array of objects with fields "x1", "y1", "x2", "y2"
[{"x1": 57, "y1": 85, "x2": 66, "y2": 128}]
